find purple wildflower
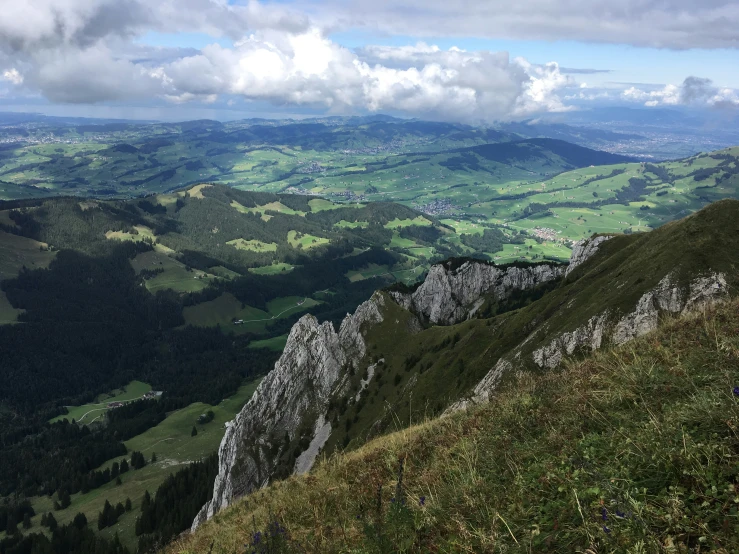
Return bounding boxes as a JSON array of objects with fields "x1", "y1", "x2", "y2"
[{"x1": 419, "y1": 496, "x2": 426, "y2": 506}]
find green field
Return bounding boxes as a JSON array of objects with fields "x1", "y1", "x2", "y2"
[
  {"x1": 105, "y1": 225, "x2": 157, "y2": 243},
  {"x1": 226, "y1": 238, "x2": 278, "y2": 252},
  {"x1": 248, "y1": 262, "x2": 295, "y2": 275},
  {"x1": 50, "y1": 381, "x2": 153, "y2": 424},
  {"x1": 183, "y1": 292, "x2": 321, "y2": 334},
  {"x1": 345, "y1": 263, "x2": 392, "y2": 282},
  {"x1": 389, "y1": 233, "x2": 418, "y2": 248},
  {"x1": 29, "y1": 378, "x2": 262, "y2": 550},
  {"x1": 384, "y1": 216, "x2": 432, "y2": 229},
  {"x1": 287, "y1": 230, "x2": 330, "y2": 249},
  {"x1": 0, "y1": 230, "x2": 55, "y2": 280},
  {"x1": 130, "y1": 250, "x2": 215, "y2": 293},
  {"x1": 248, "y1": 334, "x2": 289, "y2": 352},
  {"x1": 308, "y1": 198, "x2": 350, "y2": 212}
]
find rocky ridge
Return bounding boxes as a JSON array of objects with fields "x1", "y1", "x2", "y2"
[
  {"x1": 565, "y1": 235, "x2": 613, "y2": 277},
  {"x1": 455, "y1": 271, "x2": 729, "y2": 411},
  {"x1": 192, "y1": 293, "x2": 385, "y2": 530},
  {"x1": 390, "y1": 260, "x2": 565, "y2": 325}
]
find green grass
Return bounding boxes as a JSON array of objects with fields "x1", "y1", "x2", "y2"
[
  {"x1": 208, "y1": 265, "x2": 242, "y2": 279},
  {"x1": 50, "y1": 381, "x2": 152, "y2": 424},
  {"x1": 345, "y1": 263, "x2": 392, "y2": 282},
  {"x1": 389, "y1": 233, "x2": 418, "y2": 248},
  {"x1": 248, "y1": 334, "x2": 289, "y2": 352},
  {"x1": 308, "y1": 198, "x2": 346, "y2": 212},
  {"x1": 266, "y1": 296, "x2": 321, "y2": 317},
  {"x1": 248, "y1": 263, "x2": 295, "y2": 275},
  {"x1": 226, "y1": 238, "x2": 278, "y2": 252},
  {"x1": 384, "y1": 216, "x2": 432, "y2": 229},
  {"x1": 0, "y1": 230, "x2": 55, "y2": 280},
  {"x1": 287, "y1": 230, "x2": 330, "y2": 250},
  {"x1": 182, "y1": 292, "x2": 270, "y2": 333},
  {"x1": 130, "y1": 251, "x2": 215, "y2": 293},
  {"x1": 30, "y1": 378, "x2": 262, "y2": 550},
  {"x1": 170, "y1": 300, "x2": 739, "y2": 554},
  {"x1": 104, "y1": 225, "x2": 157, "y2": 243},
  {"x1": 183, "y1": 293, "x2": 320, "y2": 334}
]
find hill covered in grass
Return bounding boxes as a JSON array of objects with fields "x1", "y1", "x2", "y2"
[{"x1": 170, "y1": 293, "x2": 739, "y2": 553}]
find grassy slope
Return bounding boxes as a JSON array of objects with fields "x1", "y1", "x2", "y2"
[
  {"x1": 49, "y1": 380, "x2": 152, "y2": 424},
  {"x1": 170, "y1": 299, "x2": 739, "y2": 554},
  {"x1": 0, "y1": 230, "x2": 55, "y2": 280}
]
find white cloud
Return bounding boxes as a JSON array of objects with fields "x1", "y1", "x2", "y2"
[
  {"x1": 152, "y1": 31, "x2": 575, "y2": 122},
  {"x1": 2, "y1": 68, "x2": 23, "y2": 85},
  {"x1": 0, "y1": 14, "x2": 576, "y2": 122},
  {"x1": 622, "y1": 77, "x2": 738, "y2": 108}
]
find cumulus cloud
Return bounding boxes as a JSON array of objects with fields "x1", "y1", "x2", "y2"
[
  {"x1": 2, "y1": 0, "x2": 733, "y2": 121},
  {"x1": 2, "y1": 68, "x2": 23, "y2": 85},
  {"x1": 0, "y1": 3, "x2": 577, "y2": 122},
  {"x1": 153, "y1": 32, "x2": 576, "y2": 122},
  {"x1": 622, "y1": 77, "x2": 739, "y2": 108}
]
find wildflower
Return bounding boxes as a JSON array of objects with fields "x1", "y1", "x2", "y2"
[
  {"x1": 419, "y1": 496, "x2": 426, "y2": 506},
  {"x1": 252, "y1": 531, "x2": 262, "y2": 544},
  {"x1": 615, "y1": 509, "x2": 626, "y2": 518},
  {"x1": 603, "y1": 525, "x2": 611, "y2": 534},
  {"x1": 733, "y1": 386, "x2": 739, "y2": 397},
  {"x1": 391, "y1": 497, "x2": 396, "y2": 503},
  {"x1": 601, "y1": 508, "x2": 608, "y2": 521}
]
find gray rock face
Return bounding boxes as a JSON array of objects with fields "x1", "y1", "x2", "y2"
[
  {"x1": 391, "y1": 260, "x2": 565, "y2": 325},
  {"x1": 192, "y1": 293, "x2": 386, "y2": 530},
  {"x1": 565, "y1": 235, "x2": 613, "y2": 277},
  {"x1": 455, "y1": 272, "x2": 728, "y2": 412},
  {"x1": 533, "y1": 272, "x2": 728, "y2": 369},
  {"x1": 611, "y1": 273, "x2": 727, "y2": 345}
]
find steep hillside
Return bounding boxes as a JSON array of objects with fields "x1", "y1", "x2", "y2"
[
  {"x1": 172, "y1": 285, "x2": 739, "y2": 553},
  {"x1": 190, "y1": 200, "x2": 739, "y2": 534}
]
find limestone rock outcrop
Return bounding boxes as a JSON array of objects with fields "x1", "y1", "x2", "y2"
[
  {"x1": 565, "y1": 235, "x2": 613, "y2": 277},
  {"x1": 192, "y1": 293, "x2": 385, "y2": 530},
  {"x1": 390, "y1": 260, "x2": 565, "y2": 325}
]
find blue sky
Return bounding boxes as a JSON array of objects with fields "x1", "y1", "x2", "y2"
[{"x1": 0, "y1": 0, "x2": 738, "y2": 122}]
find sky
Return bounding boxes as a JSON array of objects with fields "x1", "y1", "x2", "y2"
[{"x1": 0, "y1": 0, "x2": 738, "y2": 122}]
